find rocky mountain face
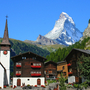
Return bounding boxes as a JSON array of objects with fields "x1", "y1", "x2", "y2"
[
  {"x1": 44, "y1": 12, "x2": 83, "y2": 46},
  {"x1": 36, "y1": 12, "x2": 83, "y2": 46},
  {"x1": 81, "y1": 23, "x2": 90, "y2": 40},
  {"x1": 36, "y1": 35, "x2": 58, "y2": 45}
]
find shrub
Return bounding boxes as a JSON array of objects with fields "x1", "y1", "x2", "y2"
[
  {"x1": 73, "y1": 84, "x2": 78, "y2": 88},
  {"x1": 27, "y1": 84, "x2": 30, "y2": 86},
  {"x1": 67, "y1": 84, "x2": 73, "y2": 88},
  {"x1": 84, "y1": 84, "x2": 88, "y2": 89},
  {"x1": 59, "y1": 73, "x2": 66, "y2": 90}
]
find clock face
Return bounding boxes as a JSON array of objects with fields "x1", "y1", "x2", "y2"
[{"x1": 3, "y1": 51, "x2": 8, "y2": 55}]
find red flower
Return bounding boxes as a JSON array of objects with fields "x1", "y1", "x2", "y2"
[
  {"x1": 35, "y1": 85, "x2": 37, "y2": 87},
  {"x1": 41, "y1": 85, "x2": 45, "y2": 87},
  {"x1": 4, "y1": 85, "x2": 6, "y2": 88}
]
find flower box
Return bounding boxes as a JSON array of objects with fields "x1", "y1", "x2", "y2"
[
  {"x1": 16, "y1": 65, "x2": 21, "y2": 67},
  {"x1": 67, "y1": 63, "x2": 71, "y2": 66},
  {"x1": 31, "y1": 73, "x2": 41, "y2": 76},
  {"x1": 16, "y1": 73, "x2": 21, "y2": 76},
  {"x1": 68, "y1": 72, "x2": 73, "y2": 74},
  {"x1": 41, "y1": 85, "x2": 45, "y2": 87},
  {"x1": 34, "y1": 85, "x2": 37, "y2": 87},
  {"x1": 4, "y1": 85, "x2": 6, "y2": 88},
  {"x1": 31, "y1": 65, "x2": 41, "y2": 68}
]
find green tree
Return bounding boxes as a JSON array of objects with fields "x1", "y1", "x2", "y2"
[
  {"x1": 59, "y1": 73, "x2": 66, "y2": 90},
  {"x1": 77, "y1": 54, "x2": 90, "y2": 82},
  {"x1": 88, "y1": 19, "x2": 90, "y2": 23}
]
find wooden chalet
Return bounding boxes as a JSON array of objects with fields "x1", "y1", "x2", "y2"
[
  {"x1": 44, "y1": 61, "x2": 57, "y2": 79},
  {"x1": 64, "y1": 48, "x2": 90, "y2": 83},
  {"x1": 57, "y1": 61, "x2": 68, "y2": 78},
  {"x1": 11, "y1": 51, "x2": 47, "y2": 87}
]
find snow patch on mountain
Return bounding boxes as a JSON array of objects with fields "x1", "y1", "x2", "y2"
[{"x1": 44, "y1": 12, "x2": 83, "y2": 46}]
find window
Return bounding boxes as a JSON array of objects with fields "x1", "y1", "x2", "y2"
[
  {"x1": 32, "y1": 57, "x2": 36, "y2": 60},
  {"x1": 16, "y1": 63, "x2": 21, "y2": 65},
  {"x1": 16, "y1": 71, "x2": 21, "y2": 74},
  {"x1": 31, "y1": 63, "x2": 41, "y2": 66},
  {"x1": 63, "y1": 72, "x2": 66, "y2": 76},
  {"x1": 22, "y1": 57, "x2": 26, "y2": 59},
  {"x1": 62, "y1": 66, "x2": 65, "y2": 70},
  {"x1": 27, "y1": 79, "x2": 30, "y2": 81}
]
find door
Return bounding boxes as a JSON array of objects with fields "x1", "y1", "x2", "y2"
[
  {"x1": 17, "y1": 79, "x2": 21, "y2": 86},
  {"x1": 37, "y1": 79, "x2": 41, "y2": 85}
]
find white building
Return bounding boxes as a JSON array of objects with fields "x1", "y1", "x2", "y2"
[{"x1": 0, "y1": 18, "x2": 11, "y2": 89}]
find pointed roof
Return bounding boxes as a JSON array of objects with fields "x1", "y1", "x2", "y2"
[{"x1": 0, "y1": 19, "x2": 11, "y2": 46}]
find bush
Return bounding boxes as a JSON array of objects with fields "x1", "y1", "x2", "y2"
[
  {"x1": 66, "y1": 84, "x2": 73, "y2": 88},
  {"x1": 73, "y1": 84, "x2": 78, "y2": 88},
  {"x1": 84, "y1": 84, "x2": 88, "y2": 89},
  {"x1": 59, "y1": 73, "x2": 66, "y2": 90},
  {"x1": 27, "y1": 84, "x2": 30, "y2": 86}
]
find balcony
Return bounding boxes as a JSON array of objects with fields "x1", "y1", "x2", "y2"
[
  {"x1": 67, "y1": 63, "x2": 71, "y2": 66},
  {"x1": 68, "y1": 72, "x2": 73, "y2": 75},
  {"x1": 16, "y1": 73, "x2": 21, "y2": 76},
  {"x1": 31, "y1": 73, "x2": 41, "y2": 76},
  {"x1": 31, "y1": 65, "x2": 41, "y2": 68},
  {"x1": 16, "y1": 65, "x2": 21, "y2": 67}
]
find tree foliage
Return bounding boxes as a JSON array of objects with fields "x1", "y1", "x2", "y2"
[
  {"x1": 46, "y1": 37, "x2": 90, "y2": 62},
  {"x1": 59, "y1": 73, "x2": 66, "y2": 90},
  {"x1": 89, "y1": 19, "x2": 90, "y2": 23},
  {"x1": 77, "y1": 54, "x2": 90, "y2": 82}
]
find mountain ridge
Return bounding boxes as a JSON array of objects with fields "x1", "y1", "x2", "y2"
[{"x1": 44, "y1": 12, "x2": 83, "y2": 46}]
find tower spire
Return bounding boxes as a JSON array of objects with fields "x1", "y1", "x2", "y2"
[{"x1": 0, "y1": 17, "x2": 11, "y2": 46}]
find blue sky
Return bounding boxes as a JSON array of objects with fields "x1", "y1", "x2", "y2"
[{"x1": 0, "y1": 0, "x2": 90, "y2": 41}]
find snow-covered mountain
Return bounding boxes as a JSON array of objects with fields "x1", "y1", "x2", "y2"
[{"x1": 44, "y1": 12, "x2": 83, "y2": 46}]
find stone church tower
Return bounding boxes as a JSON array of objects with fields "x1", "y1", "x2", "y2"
[{"x1": 0, "y1": 18, "x2": 11, "y2": 88}]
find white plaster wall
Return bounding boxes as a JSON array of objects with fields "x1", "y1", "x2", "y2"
[
  {"x1": 0, "y1": 51, "x2": 10, "y2": 69},
  {"x1": 0, "y1": 65, "x2": 4, "y2": 89},
  {"x1": 0, "y1": 50, "x2": 10, "y2": 85},
  {"x1": 13, "y1": 77, "x2": 45, "y2": 87},
  {"x1": 6, "y1": 70, "x2": 10, "y2": 85}
]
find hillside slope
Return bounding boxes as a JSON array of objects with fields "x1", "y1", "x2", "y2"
[{"x1": 0, "y1": 38, "x2": 50, "y2": 74}]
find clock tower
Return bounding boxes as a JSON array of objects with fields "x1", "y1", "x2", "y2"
[{"x1": 0, "y1": 18, "x2": 11, "y2": 85}]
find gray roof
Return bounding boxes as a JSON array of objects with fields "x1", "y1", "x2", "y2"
[
  {"x1": 57, "y1": 61, "x2": 66, "y2": 64},
  {"x1": 73, "y1": 48, "x2": 90, "y2": 54}
]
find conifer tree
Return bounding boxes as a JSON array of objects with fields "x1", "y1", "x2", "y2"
[{"x1": 59, "y1": 73, "x2": 66, "y2": 90}]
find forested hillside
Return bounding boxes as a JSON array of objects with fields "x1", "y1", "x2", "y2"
[
  {"x1": 46, "y1": 37, "x2": 90, "y2": 62},
  {"x1": 0, "y1": 38, "x2": 50, "y2": 75}
]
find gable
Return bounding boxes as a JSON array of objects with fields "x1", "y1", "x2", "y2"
[{"x1": 11, "y1": 51, "x2": 47, "y2": 62}]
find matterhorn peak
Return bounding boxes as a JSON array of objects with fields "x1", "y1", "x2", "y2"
[
  {"x1": 59, "y1": 12, "x2": 75, "y2": 25},
  {"x1": 43, "y1": 12, "x2": 83, "y2": 46}
]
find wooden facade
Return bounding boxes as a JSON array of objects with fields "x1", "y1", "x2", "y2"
[
  {"x1": 44, "y1": 61, "x2": 57, "y2": 79},
  {"x1": 11, "y1": 51, "x2": 47, "y2": 86},
  {"x1": 64, "y1": 48, "x2": 90, "y2": 83},
  {"x1": 57, "y1": 61, "x2": 68, "y2": 78}
]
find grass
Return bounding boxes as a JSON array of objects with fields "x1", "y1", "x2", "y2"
[
  {"x1": 36, "y1": 44, "x2": 66, "y2": 52},
  {"x1": 47, "y1": 79, "x2": 57, "y2": 85}
]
